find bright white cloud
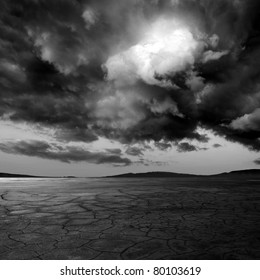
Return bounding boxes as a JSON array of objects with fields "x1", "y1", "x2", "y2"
[
  {"x1": 201, "y1": 50, "x2": 229, "y2": 63},
  {"x1": 105, "y1": 17, "x2": 204, "y2": 87},
  {"x1": 229, "y1": 108, "x2": 260, "y2": 131},
  {"x1": 82, "y1": 8, "x2": 98, "y2": 30}
]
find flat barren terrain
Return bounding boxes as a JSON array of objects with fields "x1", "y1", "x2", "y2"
[{"x1": 0, "y1": 177, "x2": 259, "y2": 259}]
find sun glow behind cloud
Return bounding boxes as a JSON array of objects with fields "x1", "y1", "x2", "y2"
[
  {"x1": 105, "y1": 17, "x2": 204, "y2": 87},
  {"x1": 104, "y1": 14, "x2": 227, "y2": 93}
]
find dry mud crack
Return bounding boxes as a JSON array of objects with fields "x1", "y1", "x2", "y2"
[{"x1": 0, "y1": 177, "x2": 259, "y2": 259}]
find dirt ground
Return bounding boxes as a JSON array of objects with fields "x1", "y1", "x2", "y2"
[{"x1": 0, "y1": 177, "x2": 259, "y2": 259}]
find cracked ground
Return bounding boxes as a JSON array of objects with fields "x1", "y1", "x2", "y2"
[{"x1": 0, "y1": 177, "x2": 259, "y2": 259}]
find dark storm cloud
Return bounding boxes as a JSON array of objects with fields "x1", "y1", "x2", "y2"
[
  {"x1": 154, "y1": 141, "x2": 172, "y2": 151},
  {"x1": 177, "y1": 142, "x2": 198, "y2": 153},
  {"x1": 105, "y1": 148, "x2": 122, "y2": 155},
  {"x1": 0, "y1": 140, "x2": 131, "y2": 166},
  {"x1": 254, "y1": 158, "x2": 260, "y2": 165},
  {"x1": 125, "y1": 147, "x2": 144, "y2": 157},
  {"x1": 1, "y1": 0, "x2": 260, "y2": 160},
  {"x1": 213, "y1": 143, "x2": 222, "y2": 148}
]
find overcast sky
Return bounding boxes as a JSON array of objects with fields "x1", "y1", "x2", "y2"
[{"x1": 0, "y1": 0, "x2": 260, "y2": 176}]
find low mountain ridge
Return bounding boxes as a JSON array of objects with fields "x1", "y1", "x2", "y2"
[
  {"x1": 0, "y1": 172, "x2": 39, "y2": 178},
  {"x1": 1, "y1": 169, "x2": 259, "y2": 178},
  {"x1": 106, "y1": 171, "x2": 199, "y2": 178},
  {"x1": 106, "y1": 169, "x2": 260, "y2": 178}
]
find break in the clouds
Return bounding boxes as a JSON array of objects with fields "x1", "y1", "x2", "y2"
[{"x1": 0, "y1": 0, "x2": 260, "y2": 165}]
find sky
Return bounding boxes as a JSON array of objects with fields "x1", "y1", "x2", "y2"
[{"x1": 0, "y1": 0, "x2": 260, "y2": 177}]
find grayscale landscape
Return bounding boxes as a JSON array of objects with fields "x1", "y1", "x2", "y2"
[
  {"x1": 1, "y1": 0, "x2": 260, "y2": 261},
  {"x1": 0, "y1": 173, "x2": 259, "y2": 260}
]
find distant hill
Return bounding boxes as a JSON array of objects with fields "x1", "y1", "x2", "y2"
[
  {"x1": 106, "y1": 169, "x2": 260, "y2": 178},
  {"x1": 106, "y1": 171, "x2": 201, "y2": 178},
  {"x1": 0, "y1": 172, "x2": 39, "y2": 178},
  {"x1": 0, "y1": 173, "x2": 78, "y2": 178},
  {"x1": 217, "y1": 169, "x2": 260, "y2": 177}
]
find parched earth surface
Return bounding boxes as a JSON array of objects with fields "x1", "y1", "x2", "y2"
[{"x1": 0, "y1": 177, "x2": 259, "y2": 260}]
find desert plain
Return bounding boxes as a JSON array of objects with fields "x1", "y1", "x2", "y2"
[{"x1": 0, "y1": 177, "x2": 259, "y2": 259}]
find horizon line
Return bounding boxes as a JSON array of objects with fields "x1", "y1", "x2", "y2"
[{"x1": 1, "y1": 168, "x2": 260, "y2": 178}]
